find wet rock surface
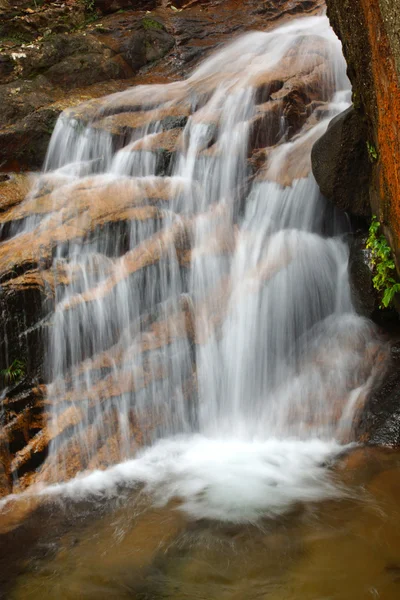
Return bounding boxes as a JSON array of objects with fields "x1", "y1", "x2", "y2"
[
  {"x1": 0, "y1": 0, "x2": 334, "y2": 495},
  {"x1": 322, "y1": 0, "x2": 400, "y2": 446},
  {"x1": 326, "y1": 0, "x2": 400, "y2": 266},
  {"x1": 311, "y1": 105, "x2": 372, "y2": 217},
  {"x1": 0, "y1": 0, "x2": 323, "y2": 170},
  {"x1": 356, "y1": 342, "x2": 400, "y2": 447},
  {"x1": 348, "y1": 232, "x2": 378, "y2": 318}
]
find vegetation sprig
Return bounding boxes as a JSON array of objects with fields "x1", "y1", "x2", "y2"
[
  {"x1": 366, "y1": 141, "x2": 378, "y2": 162},
  {"x1": 0, "y1": 359, "x2": 25, "y2": 385},
  {"x1": 366, "y1": 215, "x2": 400, "y2": 308}
]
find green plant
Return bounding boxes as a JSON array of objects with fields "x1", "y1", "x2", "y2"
[
  {"x1": 0, "y1": 359, "x2": 25, "y2": 385},
  {"x1": 81, "y1": 0, "x2": 95, "y2": 14},
  {"x1": 366, "y1": 215, "x2": 400, "y2": 308},
  {"x1": 366, "y1": 141, "x2": 378, "y2": 162}
]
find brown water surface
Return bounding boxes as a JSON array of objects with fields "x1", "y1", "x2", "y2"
[{"x1": 2, "y1": 447, "x2": 400, "y2": 599}]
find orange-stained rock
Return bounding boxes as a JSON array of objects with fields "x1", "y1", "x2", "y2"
[
  {"x1": 125, "y1": 127, "x2": 184, "y2": 154},
  {"x1": 91, "y1": 105, "x2": 190, "y2": 137},
  {"x1": 63, "y1": 219, "x2": 191, "y2": 311},
  {"x1": 326, "y1": 0, "x2": 400, "y2": 267},
  {"x1": 0, "y1": 0, "x2": 332, "y2": 499},
  {"x1": 0, "y1": 178, "x2": 182, "y2": 282},
  {"x1": 0, "y1": 174, "x2": 33, "y2": 213}
]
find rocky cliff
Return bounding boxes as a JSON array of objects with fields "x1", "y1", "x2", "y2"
[
  {"x1": 312, "y1": 0, "x2": 400, "y2": 445},
  {"x1": 316, "y1": 0, "x2": 400, "y2": 261}
]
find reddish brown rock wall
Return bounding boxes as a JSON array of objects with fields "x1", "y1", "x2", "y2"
[{"x1": 327, "y1": 0, "x2": 400, "y2": 265}]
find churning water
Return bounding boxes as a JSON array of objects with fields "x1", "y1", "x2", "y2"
[{"x1": 5, "y1": 15, "x2": 386, "y2": 519}]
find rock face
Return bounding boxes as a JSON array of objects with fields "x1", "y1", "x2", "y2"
[
  {"x1": 348, "y1": 232, "x2": 378, "y2": 318},
  {"x1": 1, "y1": 0, "x2": 399, "y2": 498},
  {"x1": 325, "y1": 0, "x2": 400, "y2": 265},
  {"x1": 356, "y1": 342, "x2": 400, "y2": 446},
  {"x1": 0, "y1": 0, "x2": 323, "y2": 170},
  {"x1": 311, "y1": 106, "x2": 371, "y2": 217},
  {"x1": 0, "y1": 0, "x2": 332, "y2": 496},
  {"x1": 321, "y1": 0, "x2": 400, "y2": 446},
  {"x1": 0, "y1": 10, "x2": 175, "y2": 169}
]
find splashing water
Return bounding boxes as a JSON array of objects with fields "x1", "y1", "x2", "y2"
[{"x1": 4, "y1": 15, "x2": 386, "y2": 519}]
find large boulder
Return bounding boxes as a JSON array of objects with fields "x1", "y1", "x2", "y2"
[
  {"x1": 311, "y1": 105, "x2": 371, "y2": 217},
  {"x1": 0, "y1": 3, "x2": 86, "y2": 43},
  {"x1": 15, "y1": 33, "x2": 130, "y2": 87}
]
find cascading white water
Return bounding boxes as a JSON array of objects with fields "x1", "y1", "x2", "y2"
[{"x1": 6, "y1": 15, "x2": 385, "y2": 519}]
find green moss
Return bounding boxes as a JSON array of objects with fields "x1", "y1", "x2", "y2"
[
  {"x1": 0, "y1": 32, "x2": 32, "y2": 45},
  {"x1": 141, "y1": 17, "x2": 164, "y2": 31},
  {"x1": 367, "y1": 141, "x2": 378, "y2": 162}
]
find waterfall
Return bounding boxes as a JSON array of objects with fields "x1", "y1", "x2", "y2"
[{"x1": 8, "y1": 15, "x2": 385, "y2": 519}]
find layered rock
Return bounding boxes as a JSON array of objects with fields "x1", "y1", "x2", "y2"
[
  {"x1": 0, "y1": 0, "x2": 323, "y2": 170},
  {"x1": 0, "y1": 0, "x2": 340, "y2": 496}
]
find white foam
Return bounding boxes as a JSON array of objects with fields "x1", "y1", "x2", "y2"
[{"x1": 38, "y1": 436, "x2": 345, "y2": 522}]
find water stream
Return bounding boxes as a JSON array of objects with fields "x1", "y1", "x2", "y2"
[{"x1": 2, "y1": 15, "x2": 386, "y2": 522}]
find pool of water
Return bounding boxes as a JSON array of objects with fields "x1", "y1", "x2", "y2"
[{"x1": 2, "y1": 447, "x2": 400, "y2": 600}]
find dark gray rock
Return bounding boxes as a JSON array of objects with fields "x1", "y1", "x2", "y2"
[
  {"x1": 357, "y1": 342, "x2": 400, "y2": 446},
  {"x1": 161, "y1": 115, "x2": 188, "y2": 131},
  {"x1": 311, "y1": 105, "x2": 372, "y2": 217},
  {"x1": 120, "y1": 18, "x2": 175, "y2": 71},
  {"x1": 44, "y1": 53, "x2": 126, "y2": 89},
  {"x1": 348, "y1": 232, "x2": 378, "y2": 318},
  {"x1": 0, "y1": 107, "x2": 61, "y2": 170},
  {"x1": 94, "y1": 0, "x2": 157, "y2": 13},
  {"x1": 0, "y1": 55, "x2": 14, "y2": 81},
  {"x1": 0, "y1": 80, "x2": 55, "y2": 130}
]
